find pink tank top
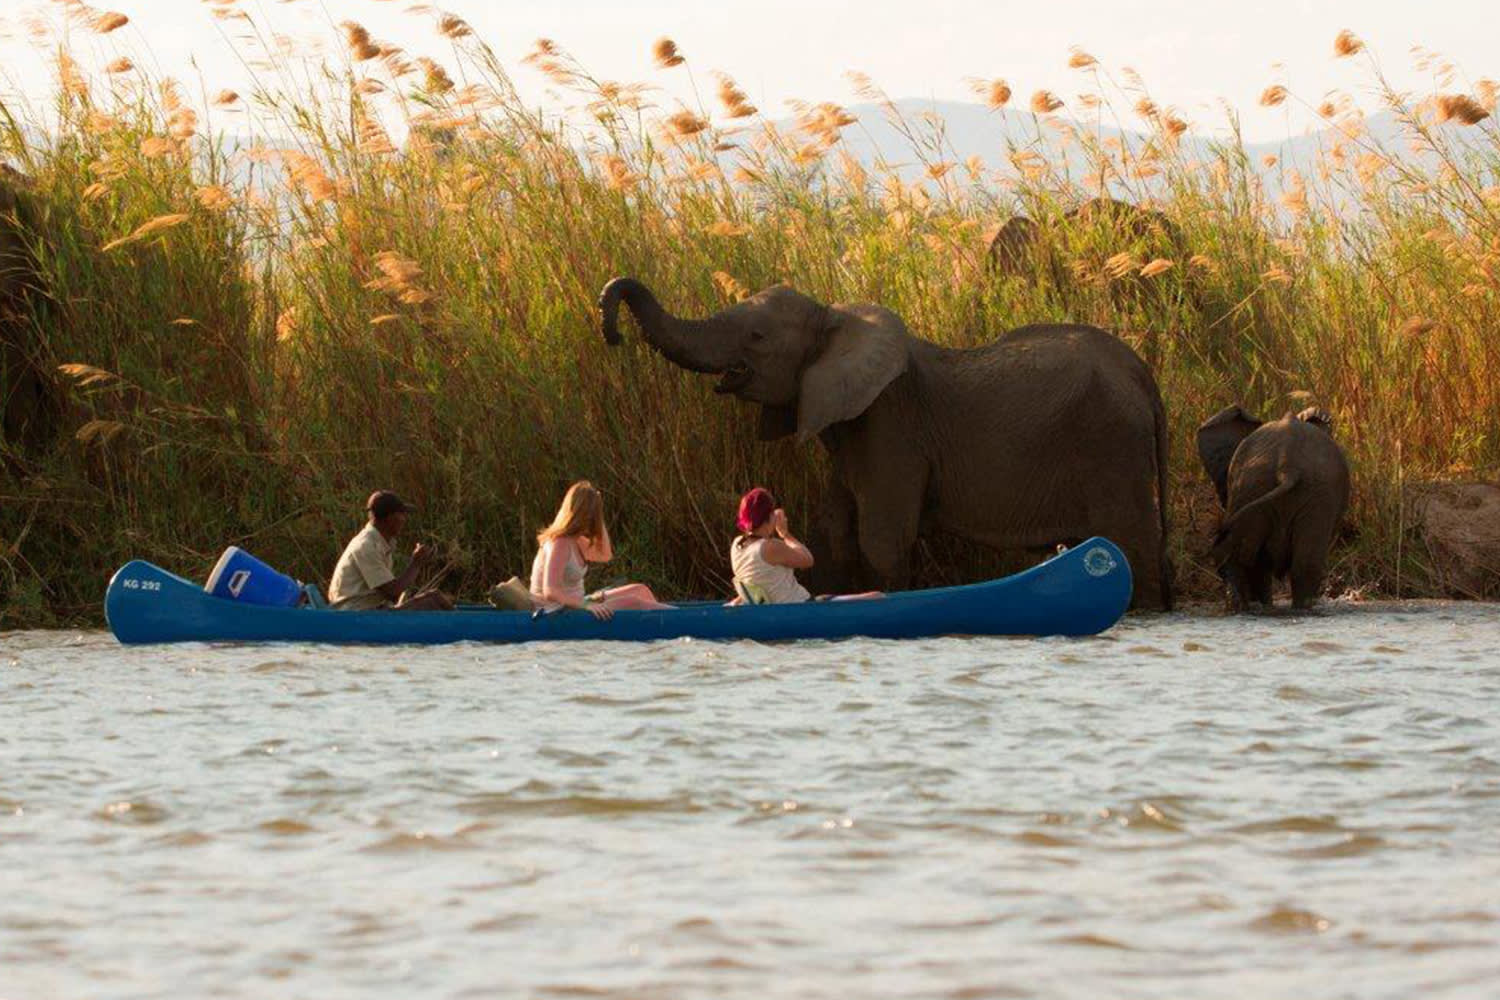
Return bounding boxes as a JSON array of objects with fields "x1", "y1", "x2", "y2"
[{"x1": 530, "y1": 538, "x2": 587, "y2": 610}]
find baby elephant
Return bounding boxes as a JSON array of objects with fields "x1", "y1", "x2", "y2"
[{"x1": 1196, "y1": 406, "x2": 1350, "y2": 611}]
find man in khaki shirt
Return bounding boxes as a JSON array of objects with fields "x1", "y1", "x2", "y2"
[{"x1": 328, "y1": 491, "x2": 452, "y2": 611}]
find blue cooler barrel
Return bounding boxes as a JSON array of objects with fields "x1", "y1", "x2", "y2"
[{"x1": 205, "y1": 546, "x2": 303, "y2": 607}]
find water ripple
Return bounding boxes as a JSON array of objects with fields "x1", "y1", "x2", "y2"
[{"x1": 2, "y1": 602, "x2": 1498, "y2": 998}]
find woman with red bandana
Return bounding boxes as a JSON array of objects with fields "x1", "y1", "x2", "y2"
[{"x1": 727, "y1": 488, "x2": 882, "y2": 605}]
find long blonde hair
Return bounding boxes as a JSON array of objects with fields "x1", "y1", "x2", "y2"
[{"x1": 537, "y1": 480, "x2": 605, "y2": 546}]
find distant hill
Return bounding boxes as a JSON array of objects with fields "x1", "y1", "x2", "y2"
[
  {"x1": 10, "y1": 99, "x2": 1476, "y2": 214},
  {"x1": 771, "y1": 99, "x2": 1481, "y2": 200}
]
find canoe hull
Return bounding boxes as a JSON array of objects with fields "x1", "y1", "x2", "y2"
[{"x1": 105, "y1": 538, "x2": 1132, "y2": 645}]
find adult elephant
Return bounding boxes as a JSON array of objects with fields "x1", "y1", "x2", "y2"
[
  {"x1": 987, "y1": 197, "x2": 1186, "y2": 278},
  {"x1": 987, "y1": 214, "x2": 1041, "y2": 277},
  {"x1": 1196, "y1": 406, "x2": 1350, "y2": 611},
  {"x1": 599, "y1": 277, "x2": 1174, "y2": 609}
]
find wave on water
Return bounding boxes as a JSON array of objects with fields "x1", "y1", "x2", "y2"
[{"x1": 3, "y1": 605, "x2": 1499, "y2": 998}]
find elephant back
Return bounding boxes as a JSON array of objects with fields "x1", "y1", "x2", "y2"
[{"x1": 1286, "y1": 414, "x2": 1352, "y2": 507}]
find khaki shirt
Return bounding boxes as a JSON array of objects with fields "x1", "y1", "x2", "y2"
[{"x1": 329, "y1": 523, "x2": 395, "y2": 610}]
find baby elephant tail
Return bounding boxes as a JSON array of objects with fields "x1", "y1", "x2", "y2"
[{"x1": 1221, "y1": 470, "x2": 1303, "y2": 533}]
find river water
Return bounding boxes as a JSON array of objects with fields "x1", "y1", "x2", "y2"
[{"x1": 2, "y1": 602, "x2": 1499, "y2": 999}]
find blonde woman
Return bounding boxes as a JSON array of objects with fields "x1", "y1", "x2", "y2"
[{"x1": 530, "y1": 481, "x2": 673, "y2": 620}]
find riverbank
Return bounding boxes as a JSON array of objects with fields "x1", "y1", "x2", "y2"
[{"x1": 2, "y1": 18, "x2": 1497, "y2": 627}]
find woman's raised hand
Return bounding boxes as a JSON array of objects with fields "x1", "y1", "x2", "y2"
[{"x1": 771, "y1": 508, "x2": 790, "y2": 537}]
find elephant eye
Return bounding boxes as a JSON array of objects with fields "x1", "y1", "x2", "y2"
[{"x1": 749, "y1": 329, "x2": 765, "y2": 342}]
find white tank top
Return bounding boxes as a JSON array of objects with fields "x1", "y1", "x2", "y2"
[{"x1": 730, "y1": 536, "x2": 810, "y2": 604}]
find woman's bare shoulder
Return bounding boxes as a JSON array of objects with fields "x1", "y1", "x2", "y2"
[{"x1": 577, "y1": 533, "x2": 612, "y2": 561}]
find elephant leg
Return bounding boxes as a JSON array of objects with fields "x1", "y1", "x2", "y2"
[
  {"x1": 1158, "y1": 547, "x2": 1176, "y2": 614},
  {"x1": 1246, "y1": 555, "x2": 1274, "y2": 608},
  {"x1": 858, "y1": 507, "x2": 919, "y2": 590},
  {"x1": 1290, "y1": 560, "x2": 1327, "y2": 609},
  {"x1": 1116, "y1": 535, "x2": 1165, "y2": 612},
  {"x1": 1089, "y1": 444, "x2": 1171, "y2": 611},
  {"x1": 1289, "y1": 518, "x2": 1335, "y2": 610},
  {"x1": 1091, "y1": 499, "x2": 1164, "y2": 611},
  {"x1": 1212, "y1": 520, "x2": 1263, "y2": 614},
  {"x1": 1220, "y1": 560, "x2": 1251, "y2": 613},
  {"x1": 811, "y1": 479, "x2": 860, "y2": 594},
  {"x1": 854, "y1": 471, "x2": 927, "y2": 591}
]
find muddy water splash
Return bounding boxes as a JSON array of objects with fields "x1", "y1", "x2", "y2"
[{"x1": 2, "y1": 602, "x2": 1499, "y2": 998}]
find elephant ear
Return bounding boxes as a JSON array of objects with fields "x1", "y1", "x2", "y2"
[
  {"x1": 796, "y1": 304, "x2": 910, "y2": 443},
  {"x1": 1196, "y1": 405, "x2": 1263, "y2": 508},
  {"x1": 1296, "y1": 406, "x2": 1334, "y2": 433}
]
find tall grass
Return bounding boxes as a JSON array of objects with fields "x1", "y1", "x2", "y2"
[{"x1": 0, "y1": 12, "x2": 1496, "y2": 625}]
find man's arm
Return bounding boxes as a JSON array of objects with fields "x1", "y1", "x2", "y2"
[{"x1": 375, "y1": 543, "x2": 432, "y2": 602}]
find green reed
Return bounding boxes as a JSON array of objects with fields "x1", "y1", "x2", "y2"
[{"x1": 0, "y1": 20, "x2": 1496, "y2": 625}]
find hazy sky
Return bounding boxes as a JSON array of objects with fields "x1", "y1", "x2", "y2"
[{"x1": 0, "y1": 0, "x2": 1492, "y2": 141}]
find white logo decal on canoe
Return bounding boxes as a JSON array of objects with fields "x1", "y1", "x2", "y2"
[
  {"x1": 1083, "y1": 547, "x2": 1117, "y2": 577},
  {"x1": 228, "y1": 569, "x2": 252, "y2": 597}
]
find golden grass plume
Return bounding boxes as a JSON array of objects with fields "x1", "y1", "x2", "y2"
[
  {"x1": 75, "y1": 419, "x2": 126, "y2": 445},
  {"x1": 1068, "y1": 48, "x2": 1097, "y2": 69},
  {"x1": 417, "y1": 57, "x2": 454, "y2": 93},
  {"x1": 92, "y1": 11, "x2": 129, "y2": 34},
  {"x1": 101, "y1": 213, "x2": 190, "y2": 252},
  {"x1": 712, "y1": 271, "x2": 750, "y2": 302},
  {"x1": 715, "y1": 75, "x2": 757, "y2": 118},
  {"x1": 666, "y1": 110, "x2": 709, "y2": 137},
  {"x1": 365, "y1": 251, "x2": 433, "y2": 305},
  {"x1": 1436, "y1": 94, "x2": 1491, "y2": 125},
  {"x1": 196, "y1": 186, "x2": 233, "y2": 212},
  {"x1": 438, "y1": 14, "x2": 472, "y2": 39},
  {"x1": 342, "y1": 22, "x2": 380, "y2": 61},
  {"x1": 275, "y1": 307, "x2": 298, "y2": 343},
  {"x1": 1104, "y1": 252, "x2": 1139, "y2": 279},
  {"x1": 1030, "y1": 90, "x2": 1063, "y2": 113},
  {"x1": 1160, "y1": 111, "x2": 1188, "y2": 136},
  {"x1": 653, "y1": 37, "x2": 684, "y2": 68},
  {"x1": 1260, "y1": 85, "x2": 1288, "y2": 107}
]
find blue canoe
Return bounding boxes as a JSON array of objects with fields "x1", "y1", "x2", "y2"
[{"x1": 104, "y1": 537, "x2": 1132, "y2": 646}]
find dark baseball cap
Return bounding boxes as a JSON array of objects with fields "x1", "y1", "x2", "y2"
[{"x1": 366, "y1": 490, "x2": 416, "y2": 519}]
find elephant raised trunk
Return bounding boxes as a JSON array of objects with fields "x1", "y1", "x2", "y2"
[{"x1": 598, "y1": 276, "x2": 735, "y2": 374}]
